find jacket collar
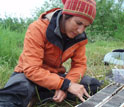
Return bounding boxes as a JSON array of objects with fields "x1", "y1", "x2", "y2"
[
  {"x1": 46, "y1": 10, "x2": 64, "y2": 50},
  {"x1": 54, "y1": 11, "x2": 63, "y2": 39}
]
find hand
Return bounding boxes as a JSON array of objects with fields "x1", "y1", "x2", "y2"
[
  {"x1": 53, "y1": 90, "x2": 67, "y2": 103},
  {"x1": 67, "y1": 82, "x2": 90, "y2": 102}
]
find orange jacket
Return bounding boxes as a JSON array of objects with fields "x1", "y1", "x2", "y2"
[{"x1": 14, "y1": 8, "x2": 88, "y2": 90}]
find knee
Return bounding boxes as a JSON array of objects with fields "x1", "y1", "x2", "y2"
[
  {"x1": 80, "y1": 76, "x2": 102, "y2": 95},
  {"x1": 22, "y1": 80, "x2": 35, "y2": 95}
]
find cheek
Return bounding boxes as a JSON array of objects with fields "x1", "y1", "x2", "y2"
[
  {"x1": 65, "y1": 20, "x2": 78, "y2": 35},
  {"x1": 65, "y1": 23, "x2": 70, "y2": 33},
  {"x1": 65, "y1": 23, "x2": 75, "y2": 32}
]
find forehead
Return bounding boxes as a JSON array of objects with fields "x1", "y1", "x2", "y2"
[{"x1": 72, "y1": 16, "x2": 90, "y2": 25}]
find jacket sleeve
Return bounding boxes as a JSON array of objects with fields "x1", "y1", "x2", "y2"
[
  {"x1": 65, "y1": 45, "x2": 87, "y2": 83},
  {"x1": 22, "y1": 21, "x2": 64, "y2": 90}
]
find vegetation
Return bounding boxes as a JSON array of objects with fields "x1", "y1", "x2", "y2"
[{"x1": 0, "y1": 0, "x2": 124, "y2": 106}]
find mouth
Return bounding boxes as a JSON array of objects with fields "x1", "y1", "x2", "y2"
[{"x1": 72, "y1": 32, "x2": 78, "y2": 36}]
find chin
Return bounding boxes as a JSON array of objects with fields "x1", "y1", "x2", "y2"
[
  {"x1": 68, "y1": 36, "x2": 73, "y2": 39},
  {"x1": 70, "y1": 36, "x2": 75, "y2": 39},
  {"x1": 67, "y1": 34, "x2": 75, "y2": 39}
]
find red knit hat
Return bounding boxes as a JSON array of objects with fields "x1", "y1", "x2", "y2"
[{"x1": 62, "y1": 0, "x2": 96, "y2": 24}]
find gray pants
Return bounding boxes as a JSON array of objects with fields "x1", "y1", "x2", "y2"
[
  {"x1": 0, "y1": 72, "x2": 101, "y2": 107},
  {"x1": 0, "y1": 72, "x2": 35, "y2": 107}
]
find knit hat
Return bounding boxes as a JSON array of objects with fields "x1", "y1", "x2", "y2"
[{"x1": 62, "y1": 0, "x2": 96, "y2": 24}]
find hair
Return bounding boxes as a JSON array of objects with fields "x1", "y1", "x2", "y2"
[
  {"x1": 60, "y1": 14, "x2": 73, "y2": 33},
  {"x1": 64, "y1": 14, "x2": 73, "y2": 20}
]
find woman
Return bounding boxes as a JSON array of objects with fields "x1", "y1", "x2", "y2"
[{"x1": 0, "y1": 0, "x2": 96, "y2": 106}]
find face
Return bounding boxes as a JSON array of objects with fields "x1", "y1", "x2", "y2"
[{"x1": 63, "y1": 16, "x2": 90, "y2": 39}]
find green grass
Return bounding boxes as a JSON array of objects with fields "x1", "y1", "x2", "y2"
[
  {"x1": 85, "y1": 40, "x2": 124, "y2": 86},
  {"x1": 0, "y1": 27, "x2": 25, "y2": 88},
  {"x1": 0, "y1": 63, "x2": 13, "y2": 88},
  {"x1": 0, "y1": 28, "x2": 124, "y2": 106},
  {"x1": 113, "y1": 25, "x2": 124, "y2": 41},
  {"x1": 0, "y1": 27, "x2": 24, "y2": 68}
]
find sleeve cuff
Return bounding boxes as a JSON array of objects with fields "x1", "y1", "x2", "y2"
[{"x1": 60, "y1": 79, "x2": 71, "y2": 91}]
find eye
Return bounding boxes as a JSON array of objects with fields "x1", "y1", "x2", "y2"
[
  {"x1": 76, "y1": 21, "x2": 90, "y2": 28},
  {"x1": 76, "y1": 21, "x2": 83, "y2": 25}
]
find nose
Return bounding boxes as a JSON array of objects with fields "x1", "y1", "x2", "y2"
[{"x1": 77, "y1": 25, "x2": 85, "y2": 34}]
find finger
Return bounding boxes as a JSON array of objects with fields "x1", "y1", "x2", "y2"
[
  {"x1": 53, "y1": 95, "x2": 64, "y2": 102},
  {"x1": 53, "y1": 95, "x2": 59, "y2": 102},
  {"x1": 53, "y1": 91, "x2": 63, "y2": 102},
  {"x1": 53, "y1": 90, "x2": 59, "y2": 98},
  {"x1": 83, "y1": 88, "x2": 91, "y2": 98},
  {"x1": 79, "y1": 96, "x2": 86, "y2": 102},
  {"x1": 53, "y1": 91, "x2": 59, "y2": 101},
  {"x1": 62, "y1": 94, "x2": 67, "y2": 101},
  {"x1": 57, "y1": 92, "x2": 65, "y2": 102},
  {"x1": 58, "y1": 96, "x2": 64, "y2": 102},
  {"x1": 55, "y1": 92, "x2": 66, "y2": 102}
]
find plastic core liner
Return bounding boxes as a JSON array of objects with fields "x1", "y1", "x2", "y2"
[{"x1": 112, "y1": 69, "x2": 124, "y2": 83}]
